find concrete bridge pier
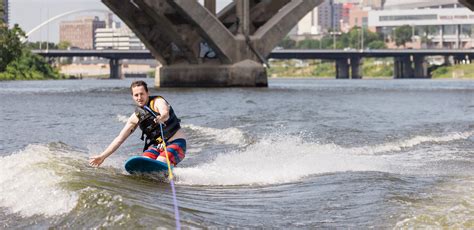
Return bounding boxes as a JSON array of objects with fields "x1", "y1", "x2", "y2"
[
  {"x1": 350, "y1": 57, "x2": 362, "y2": 79},
  {"x1": 156, "y1": 60, "x2": 267, "y2": 87},
  {"x1": 453, "y1": 55, "x2": 468, "y2": 64},
  {"x1": 109, "y1": 58, "x2": 122, "y2": 79},
  {"x1": 394, "y1": 56, "x2": 414, "y2": 78},
  {"x1": 102, "y1": 0, "x2": 324, "y2": 87},
  {"x1": 336, "y1": 58, "x2": 350, "y2": 79},
  {"x1": 413, "y1": 55, "x2": 428, "y2": 78},
  {"x1": 204, "y1": 0, "x2": 216, "y2": 14}
]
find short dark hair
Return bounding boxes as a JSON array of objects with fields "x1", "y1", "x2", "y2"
[{"x1": 130, "y1": 80, "x2": 148, "y2": 94}]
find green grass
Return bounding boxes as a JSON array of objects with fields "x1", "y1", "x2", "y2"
[
  {"x1": 268, "y1": 59, "x2": 474, "y2": 79},
  {"x1": 267, "y1": 59, "x2": 393, "y2": 78},
  {"x1": 267, "y1": 60, "x2": 334, "y2": 77},
  {"x1": 431, "y1": 63, "x2": 474, "y2": 79},
  {"x1": 362, "y1": 58, "x2": 393, "y2": 78}
]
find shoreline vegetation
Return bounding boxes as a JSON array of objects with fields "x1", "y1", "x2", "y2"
[
  {"x1": 2, "y1": 25, "x2": 474, "y2": 80},
  {"x1": 267, "y1": 59, "x2": 474, "y2": 79},
  {"x1": 0, "y1": 25, "x2": 64, "y2": 81},
  {"x1": 52, "y1": 61, "x2": 474, "y2": 80}
]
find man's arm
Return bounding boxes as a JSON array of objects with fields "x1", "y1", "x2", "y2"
[
  {"x1": 152, "y1": 97, "x2": 170, "y2": 123},
  {"x1": 89, "y1": 114, "x2": 138, "y2": 167}
]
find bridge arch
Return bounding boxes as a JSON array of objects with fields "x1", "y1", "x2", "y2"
[{"x1": 24, "y1": 9, "x2": 111, "y2": 42}]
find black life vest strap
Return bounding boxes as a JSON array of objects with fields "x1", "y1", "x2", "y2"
[
  {"x1": 137, "y1": 95, "x2": 179, "y2": 151},
  {"x1": 142, "y1": 135, "x2": 164, "y2": 152}
]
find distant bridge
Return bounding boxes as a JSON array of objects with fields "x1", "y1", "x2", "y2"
[
  {"x1": 23, "y1": 9, "x2": 111, "y2": 43},
  {"x1": 270, "y1": 49, "x2": 474, "y2": 79},
  {"x1": 33, "y1": 49, "x2": 153, "y2": 59},
  {"x1": 34, "y1": 49, "x2": 474, "y2": 79},
  {"x1": 269, "y1": 49, "x2": 474, "y2": 59}
]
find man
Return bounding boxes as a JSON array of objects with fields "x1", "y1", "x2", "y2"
[{"x1": 89, "y1": 80, "x2": 186, "y2": 167}]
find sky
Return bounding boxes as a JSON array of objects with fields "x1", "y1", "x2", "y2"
[
  {"x1": 10, "y1": 0, "x2": 232, "y2": 43},
  {"x1": 10, "y1": 0, "x2": 405, "y2": 43}
]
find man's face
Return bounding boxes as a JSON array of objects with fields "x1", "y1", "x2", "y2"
[{"x1": 131, "y1": 86, "x2": 149, "y2": 107}]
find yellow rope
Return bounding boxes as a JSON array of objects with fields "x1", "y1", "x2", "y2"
[
  {"x1": 144, "y1": 105, "x2": 180, "y2": 229},
  {"x1": 144, "y1": 105, "x2": 174, "y2": 179},
  {"x1": 160, "y1": 139, "x2": 174, "y2": 179}
]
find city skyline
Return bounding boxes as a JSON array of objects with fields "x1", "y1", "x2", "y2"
[
  {"x1": 10, "y1": 0, "x2": 468, "y2": 44},
  {"x1": 11, "y1": 0, "x2": 108, "y2": 42},
  {"x1": 11, "y1": 0, "x2": 233, "y2": 43}
]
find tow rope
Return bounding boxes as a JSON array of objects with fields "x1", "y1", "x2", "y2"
[{"x1": 144, "y1": 106, "x2": 181, "y2": 230}]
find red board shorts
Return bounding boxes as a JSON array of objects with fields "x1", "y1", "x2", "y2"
[{"x1": 142, "y1": 138, "x2": 186, "y2": 166}]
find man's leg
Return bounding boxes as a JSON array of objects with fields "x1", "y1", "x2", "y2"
[
  {"x1": 142, "y1": 144, "x2": 161, "y2": 159},
  {"x1": 157, "y1": 139, "x2": 186, "y2": 166}
]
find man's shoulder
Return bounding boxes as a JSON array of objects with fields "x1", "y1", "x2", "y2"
[
  {"x1": 128, "y1": 112, "x2": 139, "y2": 124},
  {"x1": 151, "y1": 96, "x2": 168, "y2": 106},
  {"x1": 150, "y1": 95, "x2": 164, "y2": 100}
]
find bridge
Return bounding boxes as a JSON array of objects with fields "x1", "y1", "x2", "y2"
[
  {"x1": 460, "y1": 0, "x2": 474, "y2": 11},
  {"x1": 270, "y1": 49, "x2": 474, "y2": 79},
  {"x1": 23, "y1": 9, "x2": 111, "y2": 43},
  {"x1": 33, "y1": 49, "x2": 153, "y2": 79},
  {"x1": 97, "y1": 0, "x2": 326, "y2": 87},
  {"x1": 34, "y1": 48, "x2": 474, "y2": 79},
  {"x1": 23, "y1": 0, "x2": 474, "y2": 86}
]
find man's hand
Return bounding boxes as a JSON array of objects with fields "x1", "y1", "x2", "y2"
[
  {"x1": 89, "y1": 155, "x2": 105, "y2": 167},
  {"x1": 154, "y1": 116, "x2": 167, "y2": 125}
]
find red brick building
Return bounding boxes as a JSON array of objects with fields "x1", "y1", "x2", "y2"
[{"x1": 60, "y1": 16, "x2": 106, "y2": 49}]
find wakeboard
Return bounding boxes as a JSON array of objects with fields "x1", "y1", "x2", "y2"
[{"x1": 124, "y1": 156, "x2": 172, "y2": 174}]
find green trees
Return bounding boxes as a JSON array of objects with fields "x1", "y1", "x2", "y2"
[
  {"x1": 26, "y1": 41, "x2": 58, "y2": 50},
  {"x1": 1, "y1": 49, "x2": 61, "y2": 80},
  {"x1": 0, "y1": 24, "x2": 61, "y2": 80},
  {"x1": 278, "y1": 36, "x2": 296, "y2": 49},
  {"x1": 57, "y1": 41, "x2": 72, "y2": 50},
  {"x1": 336, "y1": 27, "x2": 386, "y2": 49},
  {"x1": 278, "y1": 27, "x2": 387, "y2": 50},
  {"x1": 393, "y1": 25, "x2": 413, "y2": 47},
  {"x1": 0, "y1": 24, "x2": 25, "y2": 72},
  {"x1": 26, "y1": 41, "x2": 70, "y2": 50},
  {"x1": 297, "y1": 39, "x2": 321, "y2": 49}
]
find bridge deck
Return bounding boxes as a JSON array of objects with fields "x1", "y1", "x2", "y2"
[{"x1": 33, "y1": 49, "x2": 474, "y2": 60}]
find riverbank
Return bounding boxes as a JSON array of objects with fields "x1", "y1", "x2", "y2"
[
  {"x1": 268, "y1": 59, "x2": 474, "y2": 79},
  {"x1": 59, "y1": 63, "x2": 155, "y2": 79},
  {"x1": 0, "y1": 25, "x2": 62, "y2": 81},
  {"x1": 431, "y1": 63, "x2": 474, "y2": 79},
  {"x1": 4, "y1": 58, "x2": 474, "y2": 80}
]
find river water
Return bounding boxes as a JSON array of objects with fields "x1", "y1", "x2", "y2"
[{"x1": 0, "y1": 78, "x2": 473, "y2": 228}]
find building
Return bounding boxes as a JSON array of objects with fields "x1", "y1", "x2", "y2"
[
  {"x1": 293, "y1": 7, "x2": 319, "y2": 37},
  {"x1": 368, "y1": 0, "x2": 474, "y2": 48},
  {"x1": 334, "y1": 0, "x2": 359, "y2": 3},
  {"x1": 291, "y1": 0, "x2": 344, "y2": 39},
  {"x1": 340, "y1": 3, "x2": 358, "y2": 32},
  {"x1": 95, "y1": 26, "x2": 146, "y2": 50},
  {"x1": 317, "y1": 0, "x2": 343, "y2": 33},
  {"x1": 348, "y1": 5, "x2": 369, "y2": 30},
  {"x1": 384, "y1": 0, "x2": 460, "y2": 10},
  {"x1": 341, "y1": 3, "x2": 352, "y2": 26},
  {"x1": 59, "y1": 16, "x2": 106, "y2": 49},
  {"x1": 361, "y1": 0, "x2": 385, "y2": 9},
  {"x1": 0, "y1": 0, "x2": 8, "y2": 26}
]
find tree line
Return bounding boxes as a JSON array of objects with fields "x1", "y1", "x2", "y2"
[
  {"x1": 0, "y1": 24, "x2": 62, "y2": 80},
  {"x1": 278, "y1": 26, "x2": 417, "y2": 50}
]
